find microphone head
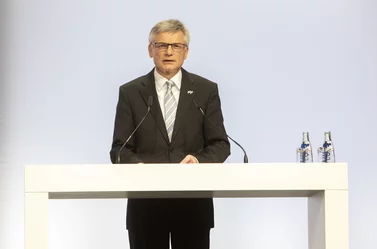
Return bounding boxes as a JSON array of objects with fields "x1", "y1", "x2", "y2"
[
  {"x1": 148, "y1": 96, "x2": 153, "y2": 107},
  {"x1": 192, "y1": 99, "x2": 205, "y2": 115},
  {"x1": 192, "y1": 99, "x2": 200, "y2": 109}
]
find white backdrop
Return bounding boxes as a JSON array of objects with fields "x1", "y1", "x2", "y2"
[{"x1": 1, "y1": 0, "x2": 377, "y2": 248}]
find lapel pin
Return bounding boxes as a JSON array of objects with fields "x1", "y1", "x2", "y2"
[{"x1": 187, "y1": 90, "x2": 193, "y2": 95}]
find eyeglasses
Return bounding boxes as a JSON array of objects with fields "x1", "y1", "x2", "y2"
[{"x1": 152, "y1": 42, "x2": 187, "y2": 52}]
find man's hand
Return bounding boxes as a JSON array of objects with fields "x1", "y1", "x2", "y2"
[{"x1": 180, "y1": 155, "x2": 199, "y2": 164}]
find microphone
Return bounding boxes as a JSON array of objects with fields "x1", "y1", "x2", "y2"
[
  {"x1": 116, "y1": 96, "x2": 153, "y2": 164},
  {"x1": 192, "y1": 99, "x2": 249, "y2": 163}
]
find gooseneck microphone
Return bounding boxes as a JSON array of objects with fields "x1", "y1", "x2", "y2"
[
  {"x1": 192, "y1": 99, "x2": 249, "y2": 163},
  {"x1": 116, "y1": 96, "x2": 153, "y2": 164}
]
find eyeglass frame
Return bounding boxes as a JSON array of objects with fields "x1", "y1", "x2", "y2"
[{"x1": 151, "y1": 42, "x2": 188, "y2": 52}]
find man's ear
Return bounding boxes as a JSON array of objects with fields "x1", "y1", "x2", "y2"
[
  {"x1": 148, "y1": 44, "x2": 153, "y2": 58},
  {"x1": 184, "y1": 47, "x2": 189, "y2": 60}
]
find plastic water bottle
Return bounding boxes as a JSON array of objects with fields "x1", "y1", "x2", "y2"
[
  {"x1": 318, "y1": 131, "x2": 335, "y2": 163},
  {"x1": 297, "y1": 132, "x2": 313, "y2": 163}
]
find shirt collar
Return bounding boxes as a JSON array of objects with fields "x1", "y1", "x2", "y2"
[{"x1": 154, "y1": 69, "x2": 182, "y2": 92}]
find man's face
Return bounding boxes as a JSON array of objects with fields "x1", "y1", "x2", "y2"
[{"x1": 148, "y1": 31, "x2": 189, "y2": 79}]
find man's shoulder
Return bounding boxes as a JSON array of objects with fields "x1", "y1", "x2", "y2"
[
  {"x1": 120, "y1": 68, "x2": 155, "y2": 90},
  {"x1": 119, "y1": 74, "x2": 148, "y2": 90},
  {"x1": 184, "y1": 70, "x2": 217, "y2": 90}
]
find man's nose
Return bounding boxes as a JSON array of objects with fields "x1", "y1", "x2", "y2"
[{"x1": 165, "y1": 45, "x2": 173, "y2": 55}]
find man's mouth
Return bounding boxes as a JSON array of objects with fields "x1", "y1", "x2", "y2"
[{"x1": 163, "y1": 60, "x2": 175, "y2": 63}]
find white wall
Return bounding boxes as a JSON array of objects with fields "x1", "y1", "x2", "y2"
[{"x1": 1, "y1": 0, "x2": 376, "y2": 248}]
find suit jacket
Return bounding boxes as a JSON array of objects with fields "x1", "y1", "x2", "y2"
[{"x1": 110, "y1": 68, "x2": 230, "y2": 231}]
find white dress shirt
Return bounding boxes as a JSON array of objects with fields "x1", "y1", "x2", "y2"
[{"x1": 154, "y1": 69, "x2": 182, "y2": 120}]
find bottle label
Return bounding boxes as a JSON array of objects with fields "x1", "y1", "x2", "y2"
[
  {"x1": 322, "y1": 142, "x2": 334, "y2": 163},
  {"x1": 300, "y1": 143, "x2": 312, "y2": 163}
]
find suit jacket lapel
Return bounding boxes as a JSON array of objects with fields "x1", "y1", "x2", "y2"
[
  {"x1": 171, "y1": 69, "x2": 195, "y2": 142},
  {"x1": 139, "y1": 69, "x2": 170, "y2": 144}
]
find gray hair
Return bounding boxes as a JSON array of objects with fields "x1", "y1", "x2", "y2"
[{"x1": 149, "y1": 19, "x2": 190, "y2": 45}]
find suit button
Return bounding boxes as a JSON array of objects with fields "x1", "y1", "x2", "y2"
[{"x1": 170, "y1": 148, "x2": 174, "y2": 152}]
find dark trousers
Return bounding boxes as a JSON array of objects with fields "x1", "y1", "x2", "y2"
[{"x1": 128, "y1": 228, "x2": 210, "y2": 249}]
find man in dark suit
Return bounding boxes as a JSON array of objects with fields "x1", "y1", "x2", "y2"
[{"x1": 110, "y1": 19, "x2": 230, "y2": 249}]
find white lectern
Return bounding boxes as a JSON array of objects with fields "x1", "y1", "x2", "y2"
[{"x1": 24, "y1": 163, "x2": 349, "y2": 249}]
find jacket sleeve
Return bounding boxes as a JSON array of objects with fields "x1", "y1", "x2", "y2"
[
  {"x1": 110, "y1": 86, "x2": 143, "y2": 164},
  {"x1": 194, "y1": 84, "x2": 231, "y2": 163}
]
